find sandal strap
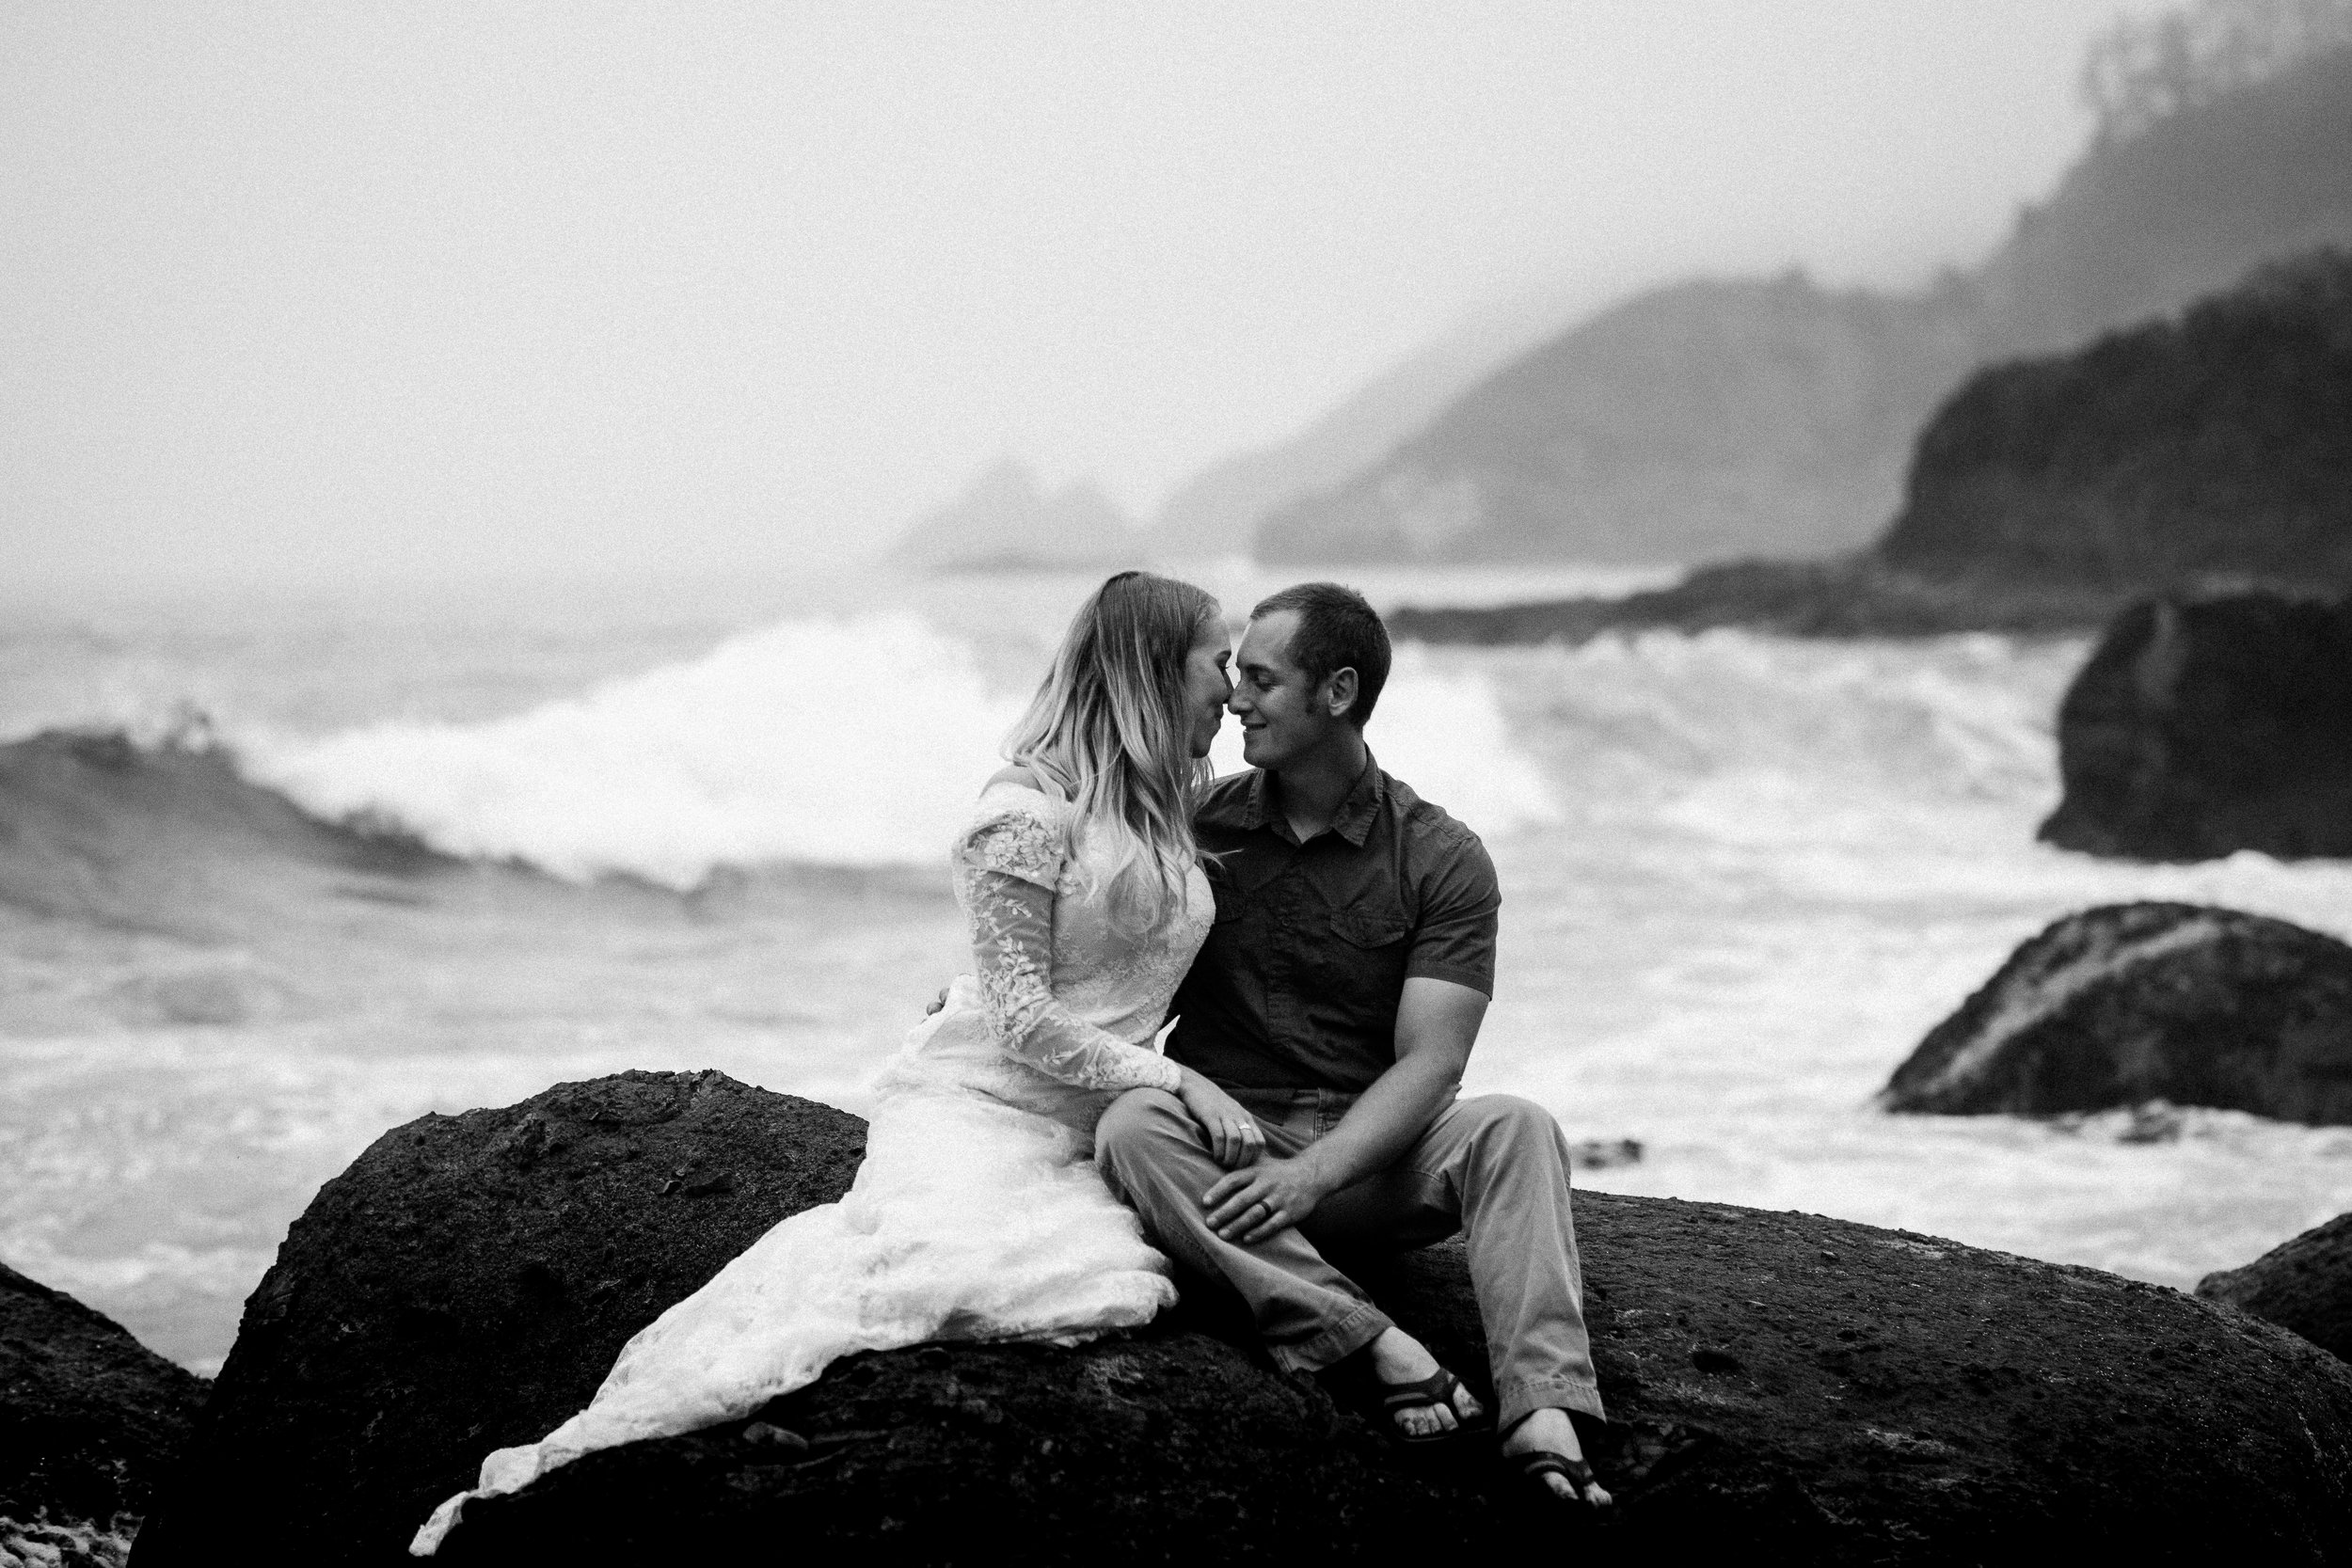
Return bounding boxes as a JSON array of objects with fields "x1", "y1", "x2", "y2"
[
  {"x1": 1378, "y1": 1366, "x2": 1462, "y2": 1413},
  {"x1": 1515, "y1": 1450, "x2": 1598, "y2": 1489}
]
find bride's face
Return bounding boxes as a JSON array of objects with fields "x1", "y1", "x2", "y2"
[{"x1": 1180, "y1": 619, "x2": 1234, "y2": 760}]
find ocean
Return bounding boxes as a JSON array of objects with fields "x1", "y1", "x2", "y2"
[{"x1": 5, "y1": 561, "x2": 2350, "y2": 1377}]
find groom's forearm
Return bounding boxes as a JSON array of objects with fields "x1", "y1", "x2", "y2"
[
  {"x1": 1297, "y1": 1049, "x2": 1462, "y2": 1195},
  {"x1": 1297, "y1": 976, "x2": 1487, "y2": 1196}
]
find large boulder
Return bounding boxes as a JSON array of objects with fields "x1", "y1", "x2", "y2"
[
  {"x1": 138, "y1": 1072, "x2": 2352, "y2": 1563},
  {"x1": 1882, "y1": 902, "x2": 2352, "y2": 1124},
  {"x1": 2199, "y1": 1212, "x2": 2352, "y2": 1362},
  {"x1": 2, "y1": 1259, "x2": 208, "y2": 1567},
  {"x1": 131, "y1": 1069, "x2": 867, "y2": 1565},
  {"x1": 2040, "y1": 594, "x2": 2352, "y2": 861}
]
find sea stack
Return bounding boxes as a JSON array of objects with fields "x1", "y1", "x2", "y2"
[{"x1": 2040, "y1": 593, "x2": 2352, "y2": 861}]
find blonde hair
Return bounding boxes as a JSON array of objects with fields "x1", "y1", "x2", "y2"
[{"x1": 1004, "y1": 571, "x2": 1220, "y2": 933}]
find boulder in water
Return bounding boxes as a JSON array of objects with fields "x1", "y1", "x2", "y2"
[
  {"x1": 2, "y1": 1259, "x2": 208, "y2": 1566},
  {"x1": 2040, "y1": 593, "x2": 2352, "y2": 861},
  {"x1": 134, "y1": 1071, "x2": 2352, "y2": 1562},
  {"x1": 1881, "y1": 902, "x2": 2352, "y2": 1123},
  {"x1": 2199, "y1": 1211, "x2": 2352, "y2": 1363}
]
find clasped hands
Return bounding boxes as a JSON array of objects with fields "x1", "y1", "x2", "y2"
[{"x1": 1174, "y1": 1067, "x2": 1330, "y2": 1246}]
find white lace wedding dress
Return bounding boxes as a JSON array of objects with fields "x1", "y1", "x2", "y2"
[{"x1": 412, "y1": 780, "x2": 1209, "y2": 1554}]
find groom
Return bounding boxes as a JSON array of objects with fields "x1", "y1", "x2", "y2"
[{"x1": 1096, "y1": 581, "x2": 1607, "y2": 1504}]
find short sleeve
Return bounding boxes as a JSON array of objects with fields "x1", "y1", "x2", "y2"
[
  {"x1": 957, "y1": 791, "x2": 1065, "y2": 890},
  {"x1": 1405, "y1": 827, "x2": 1500, "y2": 996}
]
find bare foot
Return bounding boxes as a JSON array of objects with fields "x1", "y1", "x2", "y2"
[
  {"x1": 1502, "y1": 1407, "x2": 1613, "y2": 1508},
  {"x1": 1364, "y1": 1326, "x2": 1485, "y2": 1440}
]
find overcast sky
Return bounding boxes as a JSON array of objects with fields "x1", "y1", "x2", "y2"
[{"x1": 4, "y1": 1, "x2": 2167, "y2": 590}]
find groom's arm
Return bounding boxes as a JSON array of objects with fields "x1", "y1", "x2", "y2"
[{"x1": 1201, "y1": 976, "x2": 1485, "y2": 1243}]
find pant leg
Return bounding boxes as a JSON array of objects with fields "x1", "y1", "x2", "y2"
[
  {"x1": 1305, "y1": 1093, "x2": 1604, "y2": 1431},
  {"x1": 1095, "y1": 1086, "x2": 1391, "y2": 1373}
]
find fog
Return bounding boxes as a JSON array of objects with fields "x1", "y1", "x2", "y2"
[{"x1": 3, "y1": 0, "x2": 2165, "y2": 592}]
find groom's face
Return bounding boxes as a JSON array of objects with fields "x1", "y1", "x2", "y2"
[{"x1": 1232, "y1": 610, "x2": 1345, "y2": 771}]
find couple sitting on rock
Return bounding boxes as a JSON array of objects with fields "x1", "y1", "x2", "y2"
[{"x1": 413, "y1": 575, "x2": 1610, "y2": 1554}]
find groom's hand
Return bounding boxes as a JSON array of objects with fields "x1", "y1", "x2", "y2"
[{"x1": 1202, "y1": 1155, "x2": 1331, "y2": 1244}]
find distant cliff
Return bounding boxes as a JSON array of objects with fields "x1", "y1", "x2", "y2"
[
  {"x1": 1879, "y1": 248, "x2": 2352, "y2": 591},
  {"x1": 1254, "y1": 37, "x2": 2352, "y2": 567},
  {"x1": 1257, "y1": 273, "x2": 1987, "y2": 565},
  {"x1": 1141, "y1": 280, "x2": 1605, "y2": 562},
  {"x1": 890, "y1": 459, "x2": 1141, "y2": 574}
]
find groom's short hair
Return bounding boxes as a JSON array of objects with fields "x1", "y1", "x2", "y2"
[{"x1": 1250, "y1": 581, "x2": 1391, "y2": 726}]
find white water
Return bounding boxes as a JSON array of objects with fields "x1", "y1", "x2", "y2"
[
  {"x1": 4, "y1": 570, "x2": 2350, "y2": 1373},
  {"x1": 251, "y1": 622, "x2": 1559, "y2": 884}
]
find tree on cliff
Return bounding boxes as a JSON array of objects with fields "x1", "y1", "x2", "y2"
[{"x1": 2081, "y1": 0, "x2": 2352, "y2": 144}]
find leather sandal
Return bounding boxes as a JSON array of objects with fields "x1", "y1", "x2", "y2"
[{"x1": 1377, "y1": 1365, "x2": 1490, "y2": 1446}]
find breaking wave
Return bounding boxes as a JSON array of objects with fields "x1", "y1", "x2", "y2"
[{"x1": 241, "y1": 616, "x2": 1561, "y2": 886}]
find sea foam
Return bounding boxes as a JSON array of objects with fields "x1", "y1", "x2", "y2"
[{"x1": 253, "y1": 616, "x2": 1559, "y2": 885}]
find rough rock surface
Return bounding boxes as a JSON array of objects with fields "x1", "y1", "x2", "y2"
[
  {"x1": 2040, "y1": 593, "x2": 2352, "y2": 861},
  {"x1": 131, "y1": 1069, "x2": 867, "y2": 1565},
  {"x1": 137, "y1": 1072, "x2": 2352, "y2": 1564},
  {"x1": 2200, "y1": 1211, "x2": 2352, "y2": 1362},
  {"x1": 1881, "y1": 902, "x2": 2352, "y2": 1124},
  {"x1": 2, "y1": 1259, "x2": 208, "y2": 1567}
]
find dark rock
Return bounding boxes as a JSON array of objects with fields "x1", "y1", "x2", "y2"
[
  {"x1": 2041, "y1": 593, "x2": 2352, "y2": 861},
  {"x1": 1881, "y1": 902, "x2": 2352, "y2": 1123},
  {"x1": 140, "y1": 1073, "x2": 2352, "y2": 1564},
  {"x1": 2199, "y1": 1212, "x2": 2352, "y2": 1361},
  {"x1": 739, "y1": 1421, "x2": 807, "y2": 1452},
  {"x1": 131, "y1": 1069, "x2": 866, "y2": 1565},
  {"x1": 2, "y1": 1259, "x2": 208, "y2": 1565}
]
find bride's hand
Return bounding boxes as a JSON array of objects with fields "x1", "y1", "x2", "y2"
[{"x1": 1175, "y1": 1067, "x2": 1265, "y2": 1169}]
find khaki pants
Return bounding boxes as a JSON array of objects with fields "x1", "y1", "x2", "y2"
[{"x1": 1095, "y1": 1085, "x2": 1604, "y2": 1431}]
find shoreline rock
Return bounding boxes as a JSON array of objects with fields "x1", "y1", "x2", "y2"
[
  {"x1": 1881, "y1": 902, "x2": 2352, "y2": 1124},
  {"x1": 1386, "y1": 557, "x2": 2122, "y2": 645},
  {"x1": 2200, "y1": 1212, "x2": 2352, "y2": 1363},
  {"x1": 2, "y1": 1259, "x2": 208, "y2": 1568},
  {"x1": 135, "y1": 1070, "x2": 2352, "y2": 1562}
]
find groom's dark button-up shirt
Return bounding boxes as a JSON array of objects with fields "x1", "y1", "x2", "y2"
[{"x1": 1167, "y1": 756, "x2": 1499, "y2": 1094}]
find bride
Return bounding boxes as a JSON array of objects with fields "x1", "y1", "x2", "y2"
[{"x1": 412, "y1": 570, "x2": 1269, "y2": 1555}]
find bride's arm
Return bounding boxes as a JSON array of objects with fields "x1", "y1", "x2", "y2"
[
  {"x1": 966, "y1": 867, "x2": 1184, "y2": 1093},
  {"x1": 959, "y1": 809, "x2": 1184, "y2": 1095}
]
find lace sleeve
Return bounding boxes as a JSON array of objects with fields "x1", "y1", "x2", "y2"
[
  {"x1": 961, "y1": 800, "x2": 1065, "y2": 891},
  {"x1": 965, "y1": 866, "x2": 1184, "y2": 1095}
]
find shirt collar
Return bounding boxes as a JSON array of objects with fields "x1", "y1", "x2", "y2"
[
  {"x1": 1242, "y1": 751, "x2": 1386, "y2": 846},
  {"x1": 1328, "y1": 751, "x2": 1387, "y2": 846}
]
